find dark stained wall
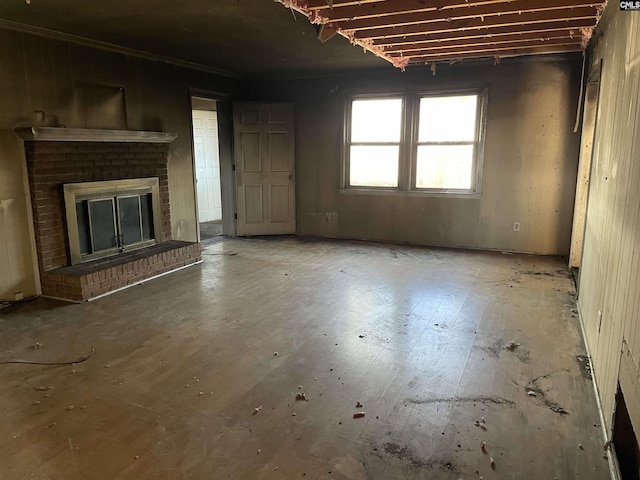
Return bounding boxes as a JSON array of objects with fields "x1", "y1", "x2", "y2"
[
  {"x1": 0, "y1": 28, "x2": 239, "y2": 299},
  {"x1": 244, "y1": 57, "x2": 582, "y2": 256}
]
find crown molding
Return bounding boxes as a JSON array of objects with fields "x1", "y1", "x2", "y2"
[{"x1": 0, "y1": 18, "x2": 242, "y2": 79}]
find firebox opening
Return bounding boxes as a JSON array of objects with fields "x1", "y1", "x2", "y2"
[{"x1": 64, "y1": 178, "x2": 161, "y2": 265}]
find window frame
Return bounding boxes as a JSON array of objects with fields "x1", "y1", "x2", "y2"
[
  {"x1": 343, "y1": 94, "x2": 407, "y2": 191},
  {"x1": 341, "y1": 88, "x2": 488, "y2": 196}
]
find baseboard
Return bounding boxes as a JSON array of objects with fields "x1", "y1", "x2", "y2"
[{"x1": 575, "y1": 300, "x2": 620, "y2": 480}]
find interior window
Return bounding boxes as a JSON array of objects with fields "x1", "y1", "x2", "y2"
[
  {"x1": 415, "y1": 94, "x2": 479, "y2": 190},
  {"x1": 347, "y1": 98, "x2": 402, "y2": 188},
  {"x1": 343, "y1": 91, "x2": 485, "y2": 194}
]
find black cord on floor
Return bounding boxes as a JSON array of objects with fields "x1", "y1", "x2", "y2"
[{"x1": 0, "y1": 347, "x2": 95, "y2": 366}]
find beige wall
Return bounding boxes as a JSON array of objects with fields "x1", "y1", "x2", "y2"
[
  {"x1": 246, "y1": 57, "x2": 582, "y2": 255},
  {"x1": 0, "y1": 28, "x2": 238, "y2": 300},
  {"x1": 578, "y1": 5, "x2": 640, "y2": 438}
]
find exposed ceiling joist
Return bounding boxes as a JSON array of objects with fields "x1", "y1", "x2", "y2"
[
  {"x1": 393, "y1": 43, "x2": 584, "y2": 64},
  {"x1": 388, "y1": 36, "x2": 580, "y2": 56},
  {"x1": 344, "y1": 9, "x2": 598, "y2": 40},
  {"x1": 276, "y1": 0, "x2": 606, "y2": 69},
  {"x1": 376, "y1": 21, "x2": 596, "y2": 47},
  {"x1": 310, "y1": 0, "x2": 603, "y2": 26}
]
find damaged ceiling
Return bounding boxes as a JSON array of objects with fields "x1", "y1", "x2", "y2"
[
  {"x1": 278, "y1": 0, "x2": 607, "y2": 69},
  {"x1": 0, "y1": 0, "x2": 606, "y2": 76}
]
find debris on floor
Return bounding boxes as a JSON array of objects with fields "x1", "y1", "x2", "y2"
[
  {"x1": 356, "y1": 401, "x2": 363, "y2": 408},
  {"x1": 33, "y1": 342, "x2": 42, "y2": 350},
  {"x1": 481, "y1": 441, "x2": 487, "y2": 453},
  {"x1": 527, "y1": 390, "x2": 537, "y2": 397},
  {"x1": 490, "y1": 457, "x2": 496, "y2": 469},
  {"x1": 296, "y1": 392, "x2": 309, "y2": 401},
  {"x1": 34, "y1": 386, "x2": 51, "y2": 391},
  {"x1": 273, "y1": 352, "x2": 279, "y2": 356},
  {"x1": 475, "y1": 417, "x2": 487, "y2": 430},
  {"x1": 66, "y1": 405, "x2": 75, "y2": 411},
  {"x1": 505, "y1": 341, "x2": 520, "y2": 351},
  {"x1": 353, "y1": 412, "x2": 365, "y2": 419},
  {"x1": 358, "y1": 334, "x2": 366, "y2": 338},
  {"x1": 576, "y1": 355, "x2": 592, "y2": 379},
  {"x1": 253, "y1": 405, "x2": 263, "y2": 415}
]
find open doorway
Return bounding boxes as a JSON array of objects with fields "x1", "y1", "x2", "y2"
[
  {"x1": 192, "y1": 97, "x2": 223, "y2": 241},
  {"x1": 613, "y1": 385, "x2": 640, "y2": 479}
]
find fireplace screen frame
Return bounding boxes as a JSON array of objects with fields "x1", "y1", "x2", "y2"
[{"x1": 63, "y1": 178, "x2": 161, "y2": 265}]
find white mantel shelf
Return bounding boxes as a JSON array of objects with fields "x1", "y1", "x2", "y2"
[{"x1": 14, "y1": 127, "x2": 178, "y2": 143}]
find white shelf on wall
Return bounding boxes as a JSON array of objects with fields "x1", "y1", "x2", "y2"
[{"x1": 14, "y1": 127, "x2": 177, "y2": 143}]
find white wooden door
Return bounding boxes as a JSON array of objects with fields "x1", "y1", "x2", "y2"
[
  {"x1": 192, "y1": 110, "x2": 222, "y2": 223},
  {"x1": 233, "y1": 103, "x2": 295, "y2": 236}
]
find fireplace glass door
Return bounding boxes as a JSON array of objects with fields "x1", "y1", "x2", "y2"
[
  {"x1": 64, "y1": 178, "x2": 161, "y2": 265},
  {"x1": 76, "y1": 193, "x2": 155, "y2": 258}
]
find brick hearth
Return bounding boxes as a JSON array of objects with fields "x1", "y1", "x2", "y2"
[{"x1": 40, "y1": 241, "x2": 200, "y2": 302}]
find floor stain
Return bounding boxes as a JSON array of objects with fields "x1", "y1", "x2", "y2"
[
  {"x1": 480, "y1": 338, "x2": 530, "y2": 363},
  {"x1": 406, "y1": 395, "x2": 515, "y2": 406},
  {"x1": 525, "y1": 370, "x2": 570, "y2": 415},
  {"x1": 382, "y1": 443, "x2": 458, "y2": 472}
]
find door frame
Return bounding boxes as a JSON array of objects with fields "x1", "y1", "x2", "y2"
[
  {"x1": 188, "y1": 89, "x2": 236, "y2": 239},
  {"x1": 570, "y1": 61, "x2": 602, "y2": 288}
]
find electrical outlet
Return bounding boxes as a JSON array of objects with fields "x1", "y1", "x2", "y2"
[{"x1": 513, "y1": 221, "x2": 521, "y2": 232}]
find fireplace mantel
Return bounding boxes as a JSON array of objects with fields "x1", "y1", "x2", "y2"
[{"x1": 14, "y1": 126, "x2": 177, "y2": 143}]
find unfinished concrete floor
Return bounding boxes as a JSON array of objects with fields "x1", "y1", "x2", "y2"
[{"x1": 0, "y1": 237, "x2": 609, "y2": 479}]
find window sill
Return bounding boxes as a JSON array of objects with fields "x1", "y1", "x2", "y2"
[{"x1": 339, "y1": 188, "x2": 481, "y2": 199}]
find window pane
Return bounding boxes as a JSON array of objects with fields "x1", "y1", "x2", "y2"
[
  {"x1": 88, "y1": 198, "x2": 117, "y2": 252},
  {"x1": 419, "y1": 95, "x2": 478, "y2": 142},
  {"x1": 117, "y1": 196, "x2": 143, "y2": 246},
  {"x1": 350, "y1": 146, "x2": 399, "y2": 187},
  {"x1": 76, "y1": 201, "x2": 91, "y2": 255},
  {"x1": 141, "y1": 193, "x2": 154, "y2": 241},
  {"x1": 416, "y1": 145, "x2": 474, "y2": 189},
  {"x1": 351, "y1": 98, "x2": 402, "y2": 142}
]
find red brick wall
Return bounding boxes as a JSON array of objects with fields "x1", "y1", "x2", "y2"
[{"x1": 24, "y1": 141, "x2": 172, "y2": 272}]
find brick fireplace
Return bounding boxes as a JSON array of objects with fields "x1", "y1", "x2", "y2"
[{"x1": 16, "y1": 127, "x2": 202, "y2": 302}]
